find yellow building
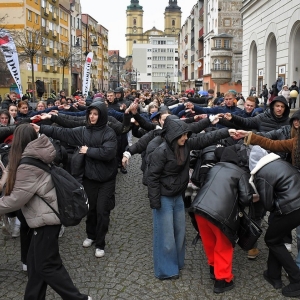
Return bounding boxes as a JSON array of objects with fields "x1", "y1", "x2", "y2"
[
  {"x1": 0, "y1": 0, "x2": 74, "y2": 99},
  {"x1": 125, "y1": 0, "x2": 182, "y2": 58}
]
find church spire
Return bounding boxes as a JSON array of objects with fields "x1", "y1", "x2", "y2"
[
  {"x1": 127, "y1": 0, "x2": 143, "y2": 10},
  {"x1": 165, "y1": 0, "x2": 181, "y2": 12}
]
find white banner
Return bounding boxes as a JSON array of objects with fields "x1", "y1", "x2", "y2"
[
  {"x1": 0, "y1": 30, "x2": 23, "y2": 97},
  {"x1": 82, "y1": 52, "x2": 93, "y2": 96}
]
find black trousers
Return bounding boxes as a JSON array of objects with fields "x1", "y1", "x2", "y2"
[
  {"x1": 265, "y1": 208, "x2": 300, "y2": 283},
  {"x1": 16, "y1": 210, "x2": 32, "y2": 265},
  {"x1": 25, "y1": 225, "x2": 87, "y2": 300},
  {"x1": 83, "y1": 177, "x2": 116, "y2": 249}
]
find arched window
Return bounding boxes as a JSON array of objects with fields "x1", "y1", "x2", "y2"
[
  {"x1": 213, "y1": 59, "x2": 221, "y2": 70},
  {"x1": 223, "y1": 59, "x2": 230, "y2": 70},
  {"x1": 172, "y1": 20, "x2": 175, "y2": 26},
  {"x1": 133, "y1": 40, "x2": 137, "y2": 44},
  {"x1": 133, "y1": 19, "x2": 136, "y2": 26}
]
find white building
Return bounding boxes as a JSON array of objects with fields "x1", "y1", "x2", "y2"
[
  {"x1": 132, "y1": 36, "x2": 179, "y2": 91},
  {"x1": 241, "y1": 0, "x2": 300, "y2": 100}
]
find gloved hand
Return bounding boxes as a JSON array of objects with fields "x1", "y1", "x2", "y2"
[{"x1": 0, "y1": 160, "x2": 8, "y2": 192}]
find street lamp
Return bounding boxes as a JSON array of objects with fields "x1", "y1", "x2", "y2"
[
  {"x1": 165, "y1": 74, "x2": 170, "y2": 90},
  {"x1": 133, "y1": 68, "x2": 140, "y2": 89},
  {"x1": 112, "y1": 51, "x2": 120, "y2": 88}
]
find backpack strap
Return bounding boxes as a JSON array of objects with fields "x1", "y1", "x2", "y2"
[
  {"x1": 19, "y1": 157, "x2": 61, "y2": 220},
  {"x1": 20, "y1": 157, "x2": 50, "y2": 173}
]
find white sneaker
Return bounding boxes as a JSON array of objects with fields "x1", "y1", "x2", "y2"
[
  {"x1": 285, "y1": 243, "x2": 292, "y2": 252},
  {"x1": 11, "y1": 225, "x2": 20, "y2": 238},
  {"x1": 59, "y1": 225, "x2": 65, "y2": 238},
  {"x1": 22, "y1": 264, "x2": 27, "y2": 272},
  {"x1": 82, "y1": 238, "x2": 94, "y2": 248},
  {"x1": 88, "y1": 296, "x2": 93, "y2": 300},
  {"x1": 95, "y1": 248, "x2": 105, "y2": 258}
]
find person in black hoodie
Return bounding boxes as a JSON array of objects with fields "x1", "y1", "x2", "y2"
[
  {"x1": 31, "y1": 102, "x2": 118, "y2": 259},
  {"x1": 190, "y1": 147, "x2": 253, "y2": 293},
  {"x1": 224, "y1": 95, "x2": 290, "y2": 132},
  {"x1": 147, "y1": 116, "x2": 236, "y2": 280}
]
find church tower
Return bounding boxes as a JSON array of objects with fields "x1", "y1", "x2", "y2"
[
  {"x1": 126, "y1": 0, "x2": 144, "y2": 58},
  {"x1": 164, "y1": 0, "x2": 182, "y2": 36}
]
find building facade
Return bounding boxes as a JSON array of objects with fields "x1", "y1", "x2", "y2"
[
  {"x1": 0, "y1": 0, "x2": 109, "y2": 98},
  {"x1": 241, "y1": 0, "x2": 300, "y2": 102},
  {"x1": 179, "y1": 0, "x2": 243, "y2": 94},
  {"x1": 125, "y1": 0, "x2": 182, "y2": 58},
  {"x1": 132, "y1": 36, "x2": 178, "y2": 91}
]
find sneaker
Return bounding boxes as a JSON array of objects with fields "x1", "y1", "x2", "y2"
[
  {"x1": 285, "y1": 243, "x2": 292, "y2": 253},
  {"x1": 59, "y1": 225, "x2": 65, "y2": 238},
  {"x1": 11, "y1": 225, "x2": 20, "y2": 238},
  {"x1": 247, "y1": 248, "x2": 259, "y2": 260},
  {"x1": 209, "y1": 266, "x2": 215, "y2": 280},
  {"x1": 213, "y1": 279, "x2": 235, "y2": 293},
  {"x1": 263, "y1": 270, "x2": 282, "y2": 289},
  {"x1": 159, "y1": 275, "x2": 179, "y2": 280},
  {"x1": 82, "y1": 238, "x2": 95, "y2": 248},
  {"x1": 282, "y1": 282, "x2": 300, "y2": 297},
  {"x1": 120, "y1": 166, "x2": 127, "y2": 174},
  {"x1": 22, "y1": 264, "x2": 27, "y2": 272},
  {"x1": 88, "y1": 297, "x2": 93, "y2": 300},
  {"x1": 95, "y1": 248, "x2": 105, "y2": 258}
]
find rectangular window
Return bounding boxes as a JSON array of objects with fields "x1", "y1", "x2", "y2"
[
  {"x1": 49, "y1": 22, "x2": 53, "y2": 30},
  {"x1": 224, "y1": 39, "x2": 230, "y2": 48},
  {"x1": 35, "y1": 14, "x2": 39, "y2": 24},
  {"x1": 49, "y1": 40, "x2": 53, "y2": 48},
  {"x1": 42, "y1": 18, "x2": 45, "y2": 27},
  {"x1": 215, "y1": 39, "x2": 221, "y2": 48},
  {"x1": 147, "y1": 49, "x2": 152, "y2": 52},
  {"x1": 147, "y1": 73, "x2": 151, "y2": 76},
  {"x1": 147, "y1": 57, "x2": 152, "y2": 60},
  {"x1": 41, "y1": 0, "x2": 45, "y2": 8},
  {"x1": 28, "y1": 10, "x2": 32, "y2": 21},
  {"x1": 36, "y1": 56, "x2": 40, "y2": 64},
  {"x1": 147, "y1": 65, "x2": 152, "y2": 68},
  {"x1": 42, "y1": 57, "x2": 47, "y2": 65},
  {"x1": 49, "y1": 4, "x2": 53, "y2": 12}
]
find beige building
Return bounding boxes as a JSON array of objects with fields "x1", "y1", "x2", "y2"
[{"x1": 125, "y1": 0, "x2": 182, "y2": 58}]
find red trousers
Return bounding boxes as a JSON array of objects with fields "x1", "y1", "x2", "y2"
[{"x1": 195, "y1": 215, "x2": 234, "y2": 282}]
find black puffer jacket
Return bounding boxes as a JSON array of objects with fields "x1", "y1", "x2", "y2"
[
  {"x1": 50, "y1": 113, "x2": 131, "y2": 135},
  {"x1": 40, "y1": 102, "x2": 117, "y2": 182},
  {"x1": 249, "y1": 151, "x2": 300, "y2": 215},
  {"x1": 147, "y1": 116, "x2": 230, "y2": 209},
  {"x1": 229, "y1": 96, "x2": 290, "y2": 132},
  {"x1": 189, "y1": 148, "x2": 253, "y2": 246}
]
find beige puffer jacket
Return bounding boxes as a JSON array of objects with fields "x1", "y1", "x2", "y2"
[{"x1": 0, "y1": 134, "x2": 60, "y2": 228}]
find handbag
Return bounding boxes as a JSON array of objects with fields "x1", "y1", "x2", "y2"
[
  {"x1": 237, "y1": 204, "x2": 262, "y2": 251},
  {"x1": 70, "y1": 128, "x2": 85, "y2": 183}
]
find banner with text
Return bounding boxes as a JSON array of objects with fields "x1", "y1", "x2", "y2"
[
  {"x1": 82, "y1": 52, "x2": 93, "y2": 96},
  {"x1": 0, "y1": 30, "x2": 23, "y2": 97}
]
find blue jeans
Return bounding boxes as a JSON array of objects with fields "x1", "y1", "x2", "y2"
[{"x1": 152, "y1": 194, "x2": 185, "y2": 279}]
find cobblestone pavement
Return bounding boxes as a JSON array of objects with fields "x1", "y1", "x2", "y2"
[{"x1": 0, "y1": 153, "x2": 298, "y2": 299}]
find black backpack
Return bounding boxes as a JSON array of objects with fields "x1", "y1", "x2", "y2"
[{"x1": 20, "y1": 157, "x2": 89, "y2": 227}]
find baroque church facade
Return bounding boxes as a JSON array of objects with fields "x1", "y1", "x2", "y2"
[{"x1": 125, "y1": 0, "x2": 182, "y2": 57}]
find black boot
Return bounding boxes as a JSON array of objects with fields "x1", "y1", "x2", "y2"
[
  {"x1": 213, "y1": 279, "x2": 234, "y2": 293},
  {"x1": 282, "y1": 282, "x2": 300, "y2": 297}
]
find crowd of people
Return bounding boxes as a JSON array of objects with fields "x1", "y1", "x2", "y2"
[{"x1": 0, "y1": 85, "x2": 300, "y2": 298}]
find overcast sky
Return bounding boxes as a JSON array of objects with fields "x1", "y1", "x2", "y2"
[{"x1": 81, "y1": 0, "x2": 197, "y2": 57}]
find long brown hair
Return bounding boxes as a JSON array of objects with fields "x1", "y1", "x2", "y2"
[{"x1": 5, "y1": 124, "x2": 37, "y2": 195}]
